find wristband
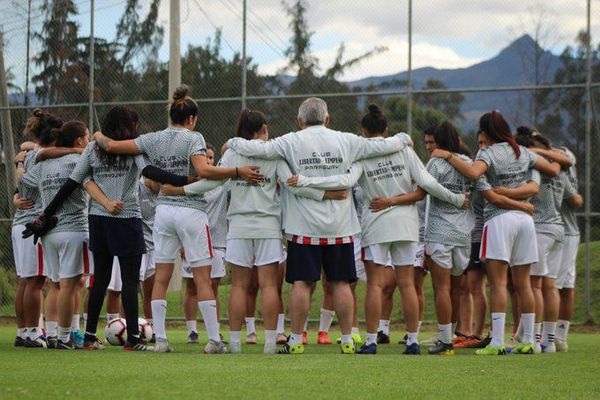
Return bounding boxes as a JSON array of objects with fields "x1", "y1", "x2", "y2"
[{"x1": 445, "y1": 152, "x2": 453, "y2": 161}]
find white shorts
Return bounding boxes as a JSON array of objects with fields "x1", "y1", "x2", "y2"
[
  {"x1": 426, "y1": 242, "x2": 470, "y2": 276},
  {"x1": 140, "y1": 251, "x2": 155, "y2": 281},
  {"x1": 225, "y1": 238, "x2": 283, "y2": 268},
  {"x1": 40, "y1": 231, "x2": 92, "y2": 283},
  {"x1": 12, "y1": 224, "x2": 45, "y2": 278},
  {"x1": 480, "y1": 211, "x2": 538, "y2": 266},
  {"x1": 414, "y1": 242, "x2": 426, "y2": 269},
  {"x1": 531, "y1": 232, "x2": 563, "y2": 278},
  {"x1": 353, "y1": 235, "x2": 366, "y2": 282},
  {"x1": 363, "y1": 241, "x2": 416, "y2": 267},
  {"x1": 154, "y1": 205, "x2": 212, "y2": 267},
  {"x1": 556, "y1": 235, "x2": 579, "y2": 289},
  {"x1": 108, "y1": 257, "x2": 122, "y2": 292},
  {"x1": 182, "y1": 248, "x2": 226, "y2": 279}
]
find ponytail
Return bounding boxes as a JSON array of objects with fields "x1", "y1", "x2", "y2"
[
  {"x1": 479, "y1": 110, "x2": 520, "y2": 158},
  {"x1": 235, "y1": 108, "x2": 267, "y2": 140}
]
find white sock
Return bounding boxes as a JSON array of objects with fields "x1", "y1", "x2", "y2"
[
  {"x1": 515, "y1": 318, "x2": 524, "y2": 340},
  {"x1": 541, "y1": 321, "x2": 557, "y2": 346},
  {"x1": 186, "y1": 320, "x2": 197, "y2": 334},
  {"x1": 520, "y1": 313, "x2": 535, "y2": 345},
  {"x1": 351, "y1": 327, "x2": 360, "y2": 335},
  {"x1": 38, "y1": 314, "x2": 44, "y2": 330},
  {"x1": 107, "y1": 313, "x2": 120, "y2": 321},
  {"x1": 534, "y1": 322, "x2": 542, "y2": 342},
  {"x1": 556, "y1": 320, "x2": 570, "y2": 342},
  {"x1": 147, "y1": 318, "x2": 153, "y2": 326},
  {"x1": 198, "y1": 300, "x2": 220, "y2": 342},
  {"x1": 439, "y1": 323, "x2": 452, "y2": 344},
  {"x1": 417, "y1": 320, "x2": 423, "y2": 335},
  {"x1": 46, "y1": 321, "x2": 58, "y2": 337},
  {"x1": 303, "y1": 319, "x2": 308, "y2": 333},
  {"x1": 491, "y1": 313, "x2": 506, "y2": 348},
  {"x1": 365, "y1": 332, "x2": 377, "y2": 345},
  {"x1": 289, "y1": 333, "x2": 303, "y2": 346},
  {"x1": 230, "y1": 330, "x2": 241, "y2": 344},
  {"x1": 451, "y1": 322, "x2": 458, "y2": 336},
  {"x1": 378, "y1": 320, "x2": 390, "y2": 335},
  {"x1": 71, "y1": 314, "x2": 80, "y2": 331},
  {"x1": 277, "y1": 313, "x2": 285, "y2": 334},
  {"x1": 340, "y1": 334, "x2": 353, "y2": 344},
  {"x1": 58, "y1": 326, "x2": 70, "y2": 343},
  {"x1": 265, "y1": 330, "x2": 277, "y2": 345},
  {"x1": 318, "y1": 308, "x2": 335, "y2": 332},
  {"x1": 407, "y1": 331, "x2": 418, "y2": 346},
  {"x1": 83, "y1": 313, "x2": 88, "y2": 328},
  {"x1": 18, "y1": 328, "x2": 27, "y2": 339},
  {"x1": 245, "y1": 317, "x2": 256, "y2": 335},
  {"x1": 28, "y1": 327, "x2": 41, "y2": 340},
  {"x1": 151, "y1": 300, "x2": 167, "y2": 339}
]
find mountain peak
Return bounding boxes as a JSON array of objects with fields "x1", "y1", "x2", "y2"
[{"x1": 501, "y1": 34, "x2": 545, "y2": 56}]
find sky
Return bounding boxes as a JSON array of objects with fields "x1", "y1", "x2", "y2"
[{"x1": 0, "y1": 0, "x2": 598, "y2": 91}]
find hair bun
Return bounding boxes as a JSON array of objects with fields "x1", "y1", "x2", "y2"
[
  {"x1": 32, "y1": 108, "x2": 45, "y2": 118},
  {"x1": 173, "y1": 85, "x2": 191, "y2": 102},
  {"x1": 516, "y1": 126, "x2": 532, "y2": 136},
  {"x1": 368, "y1": 104, "x2": 382, "y2": 115}
]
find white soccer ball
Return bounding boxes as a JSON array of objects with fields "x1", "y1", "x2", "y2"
[
  {"x1": 104, "y1": 318, "x2": 127, "y2": 346},
  {"x1": 138, "y1": 318, "x2": 153, "y2": 341}
]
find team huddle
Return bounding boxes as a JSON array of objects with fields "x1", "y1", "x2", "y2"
[{"x1": 11, "y1": 86, "x2": 583, "y2": 356}]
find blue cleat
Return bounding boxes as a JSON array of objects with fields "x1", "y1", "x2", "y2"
[
  {"x1": 70, "y1": 330, "x2": 84, "y2": 347},
  {"x1": 356, "y1": 342, "x2": 377, "y2": 354},
  {"x1": 403, "y1": 343, "x2": 421, "y2": 355}
]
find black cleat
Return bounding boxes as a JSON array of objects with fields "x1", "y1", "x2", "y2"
[
  {"x1": 377, "y1": 330, "x2": 390, "y2": 344},
  {"x1": 428, "y1": 340, "x2": 455, "y2": 356},
  {"x1": 14, "y1": 336, "x2": 25, "y2": 347}
]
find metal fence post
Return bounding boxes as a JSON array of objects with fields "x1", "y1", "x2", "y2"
[
  {"x1": 406, "y1": 0, "x2": 413, "y2": 136},
  {"x1": 0, "y1": 30, "x2": 16, "y2": 217},
  {"x1": 88, "y1": 0, "x2": 95, "y2": 132},
  {"x1": 584, "y1": 0, "x2": 592, "y2": 322},
  {"x1": 241, "y1": 0, "x2": 247, "y2": 110},
  {"x1": 168, "y1": 0, "x2": 181, "y2": 126}
]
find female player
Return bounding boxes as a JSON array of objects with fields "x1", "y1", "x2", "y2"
[
  {"x1": 289, "y1": 104, "x2": 468, "y2": 355},
  {"x1": 431, "y1": 111, "x2": 560, "y2": 355}
]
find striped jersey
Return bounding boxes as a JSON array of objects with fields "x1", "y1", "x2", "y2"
[
  {"x1": 352, "y1": 184, "x2": 366, "y2": 222},
  {"x1": 138, "y1": 179, "x2": 157, "y2": 251},
  {"x1": 204, "y1": 184, "x2": 228, "y2": 249},
  {"x1": 70, "y1": 141, "x2": 147, "y2": 219},
  {"x1": 416, "y1": 197, "x2": 426, "y2": 242},
  {"x1": 134, "y1": 127, "x2": 206, "y2": 211},
  {"x1": 475, "y1": 143, "x2": 539, "y2": 223},
  {"x1": 471, "y1": 190, "x2": 485, "y2": 243},
  {"x1": 13, "y1": 149, "x2": 42, "y2": 226},
  {"x1": 20, "y1": 153, "x2": 88, "y2": 233},
  {"x1": 561, "y1": 148, "x2": 579, "y2": 236},
  {"x1": 425, "y1": 155, "x2": 474, "y2": 247}
]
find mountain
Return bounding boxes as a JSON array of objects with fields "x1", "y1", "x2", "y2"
[{"x1": 346, "y1": 34, "x2": 563, "y2": 130}]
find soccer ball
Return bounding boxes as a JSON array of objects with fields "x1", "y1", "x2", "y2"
[
  {"x1": 138, "y1": 318, "x2": 153, "y2": 341},
  {"x1": 104, "y1": 318, "x2": 127, "y2": 346}
]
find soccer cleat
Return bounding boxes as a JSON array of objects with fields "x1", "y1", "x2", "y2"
[
  {"x1": 533, "y1": 342, "x2": 542, "y2": 354},
  {"x1": 512, "y1": 342, "x2": 534, "y2": 354},
  {"x1": 454, "y1": 336, "x2": 482, "y2": 349},
  {"x1": 82, "y1": 335, "x2": 105, "y2": 350},
  {"x1": 541, "y1": 342, "x2": 556, "y2": 353},
  {"x1": 356, "y1": 342, "x2": 377, "y2": 354},
  {"x1": 421, "y1": 334, "x2": 440, "y2": 346},
  {"x1": 14, "y1": 336, "x2": 25, "y2": 347},
  {"x1": 276, "y1": 333, "x2": 287, "y2": 344},
  {"x1": 220, "y1": 333, "x2": 228, "y2": 344},
  {"x1": 278, "y1": 342, "x2": 304, "y2": 354},
  {"x1": 377, "y1": 331, "x2": 390, "y2": 344},
  {"x1": 149, "y1": 333, "x2": 156, "y2": 344},
  {"x1": 187, "y1": 331, "x2": 199, "y2": 344},
  {"x1": 403, "y1": 343, "x2": 421, "y2": 355},
  {"x1": 398, "y1": 334, "x2": 408, "y2": 345},
  {"x1": 229, "y1": 342, "x2": 242, "y2": 354},
  {"x1": 154, "y1": 338, "x2": 174, "y2": 353},
  {"x1": 472, "y1": 335, "x2": 492, "y2": 349},
  {"x1": 317, "y1": 331, "x2": 332, "y2": 345},
  {"x1": 56, "y1": 339, "x2": 76, "y2": 350},
  {"x1": 204, "y1": 339, "x2": 227, "y2": 354},
  {"x1": 302, "y1": 331, "x2": 307, "y2": 345},
  {"x1": 245, "y1": 332, "x2": 257, "y2": 345},
  {"x1": 452, "y1": 334, "x2": 467, "y2": 346},
  {"x1": 340, "y1": 341, "x2": 356, "y2": 354},
  {"x1": 505, "y1": 336, "x2": 519, "y2": 348},
  {"x1": 336, "y1": 333, "x2": 363, "y2": 345},
  {"x1": 428, "y1": 341, "x2": 455, "y2": 356},
  {"x1": 555, "y1": 339, "x2": 568, "y2": 352},
  {"x1": 70, "y1": 330, "x2": 84, "y2": 347},
  {"x1": 46, "y1": 336, "x2": 58, "y2": 349},
  {"x1": 475, "y1": 343, "x2": 506, "y2": 356},
  {"x1": 264, "y1": 343, "x2": 277, "y2": 354},
  {"x1": 124, "y1": 341, "x2": 153, "y2": 351},
  {"x1": 24, "y1": 336, "x2": 48, "y2": 349}
]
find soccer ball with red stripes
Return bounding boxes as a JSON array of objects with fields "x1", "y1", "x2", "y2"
[
  {"x1": 104, "y1": 318, "x2": 127, "y2": 346},
  {"x1": 138, "y1": 318, "x2": 153, "y2": 341}
]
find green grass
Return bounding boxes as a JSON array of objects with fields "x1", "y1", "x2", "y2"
[{"x1": 1, "y1": 326, "x2": 599, "y2": 399}]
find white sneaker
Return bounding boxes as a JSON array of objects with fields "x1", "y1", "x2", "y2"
[
  {"x1": 555, "y1": 339, "x2": 568, "y2": 352},
  {"x1": 542, "y1": 342, "x2": 556, "y2": 353},
  {"x1": 229, "y1": 341, "x2": 242, "y2": 354},
  {"x1": 533, "y1": 342, "x2": 542, "y2": 354},
  {"x1": 264, "y1": 342, "x2": 277, "y2": 354},
  {"x1": 154, "y1": 338, "x2": 174, "y2": 353},
  {"x1": 204, "y1": 339, "x2": 227, "y2": 354}
]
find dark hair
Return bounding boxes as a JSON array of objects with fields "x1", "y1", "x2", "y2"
[
  {"x1": 24, "y1": 108, "x2": 63, "y2": 146},
  {"x1": 433, "y1": 121, "x2": 461, "y2": 153},
  {"x1": 169, "y1": 85, "x2": 199, "y2": 125},
  {"x1": 423, "y1": 126, "x2": 436, "y2": 136},
  {"x1": 361, "y1": 104, "x2": 387, "y2": 134},
  {"x1": 54, "y1": 121, "x2": 88, "y2": 147},
  {"x1": 236, "y1": 109, "x2": 267, "y2": 140},
  {"x1": 479, "y1": 110, "x2": 520, "y2": 158},
  {"x1": 205, "y1": 142, "x2": 216, "y2": 153},
  {"x1": 458, "y1": 141, "x2": 473, "y2": 158},
  {"x1": 515, "y1": 126, "x2": 551, "y2": 150},
  {"x1": 99, "y1": 106, "x2": 140, "y2": 166}
]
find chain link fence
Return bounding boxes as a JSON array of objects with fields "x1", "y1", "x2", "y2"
[{"x1": 0, "y1": 0, "x2": 598, "y2": 324}]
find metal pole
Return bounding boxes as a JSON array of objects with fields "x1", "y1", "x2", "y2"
[
  {"x1": 168, "y1": 0, "x2": 181, "y2": 126},
  {"x1": 88, "y1": 0, "x2": 95, "y2": 132},
  {"x1": 583, "y1": 0, "x2": 592, "y2": 322},
  {"x1": 241, "y1": 0, "x2": 247, "y2": 110},
  {"x1": 406, "y1": 0, "x2": 413, "y2": 136},
  {"x1": 0, "y1": 31, "x2": 16, "y2": 216},
  {"x1": 24, "y1": 0, "x2": 32, "y2": 106}
]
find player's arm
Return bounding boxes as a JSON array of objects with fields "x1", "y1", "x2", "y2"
[
  {"x1": 369, "y1": 187, "x2": 426, "y2": 212},
  {"x1": 227, "y1": 135, "x2": 289, "y2": 160},
  {"x1": 276, "y1": 160, "x2": 327, "y2": 201},
  {"x1": 36, "y1": 147, "x2": 83, "y2": 162},
  {"x1": 190, "y1": 154, "x2": 262, "y2": 183},
  {"x1": 481, "y1": 189, "x2": 534, "y2": 215},
  {"x1": 15, "y1": 151, "x2": 27, "y2": 181},
  {"x1": 431, "y1": 148, "x2": 488, "y2": 180},
  {"x1": 93, "y1": 131, "x2": 141, "y2": 154},
  {"x1": 13, "y1": 191, "x2": 34, "y2": 210},
  {"x1": 20, "y1": 141, "x2": 39, "y2": 151},
  {"x1": 529, "y1": 147, "x2": 573, "y2": 169},
  {"x1": 350, "y1": 133, "x2": 408, "y2": 161},
  {"x1": 288, "y1": 163, "x2": 363, "y2": 190},
  {"x1": 493, "y1": 181, "x2": 540, "y2": 200},
  {"x1": 83, "y1": 180, "x2": 123, "y2": 215}
]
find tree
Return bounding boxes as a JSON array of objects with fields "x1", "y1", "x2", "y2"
[{"x1": 414, "y1": 79, "x2": 464, "y2": 121}]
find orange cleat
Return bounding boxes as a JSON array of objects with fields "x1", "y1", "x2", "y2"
[
  {"x1": 454, "y1": 336, "x2": 482, "y2": 349},
  {"x1": 452, "y1": 335, "x2": 467, "y2": 346},
  {"x1": 302, "y1": 331, "x2": 308, "y2": 345},
  {"x1": 317, "y1": 331, "x2": 332, "y2": 345}
]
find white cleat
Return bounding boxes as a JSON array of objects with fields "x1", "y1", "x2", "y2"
[
  {"x1": 229, "y1": 342, "x2": 242, "y2": 354},
  {"x1": 154, "y1": 338, "x2": 174, "y2": 353},
  {"x1": 555, "y1": 339, "x2": 568, "y2": 352},
  {"x1": 204, "y1": 339, "x2": 227, "y2": 354},
  {"x1": 263, "y1": 343, "x2": 277, "y2": 354},
  {"x1": 542, "y1": 342, "x2": 556, "y2": 353},
  {"x1": 533, "y1": 342, "x2": 542, "y2": 354}
]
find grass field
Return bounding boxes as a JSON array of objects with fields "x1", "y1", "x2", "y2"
[{"x1": 1, "y1": 326, "x2": 600, "y2": 399}]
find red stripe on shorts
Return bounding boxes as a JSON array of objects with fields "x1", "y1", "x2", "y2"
[
  {"x1": 88, "y1": 275, "x2": 95, "y2": 288},
  {"x1": 319, "y1": 238, "x2": 328, "y2": 246},
  {"x1": 37, "y1": 243, "x2": 44, "y2": 276},
  {"x1": 292, "y1": 235, "x2": 298, "y2": 243},
  {"x1": 361, "y1": 248, "x2": 365, "y2": 262},
  {"x1": 481, "y1": 225, "x2": 489, "y2": 259},
  {"x1": 83, "y1": 241, "x2": 90, "y2": 274},
  {"x1": 335, "y1": 237, "x2": 343, "y2": 245},
  {"x1": 206, "y1": 225, "x2": 214, "y2": 258},
  {"x1": 302, "y1": 236, "x2": 312, "y2": 245}
]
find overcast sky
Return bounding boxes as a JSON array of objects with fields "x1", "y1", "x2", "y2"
[{"x1": 1, "y1": 0, "x2": 598, "y2": 88}]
